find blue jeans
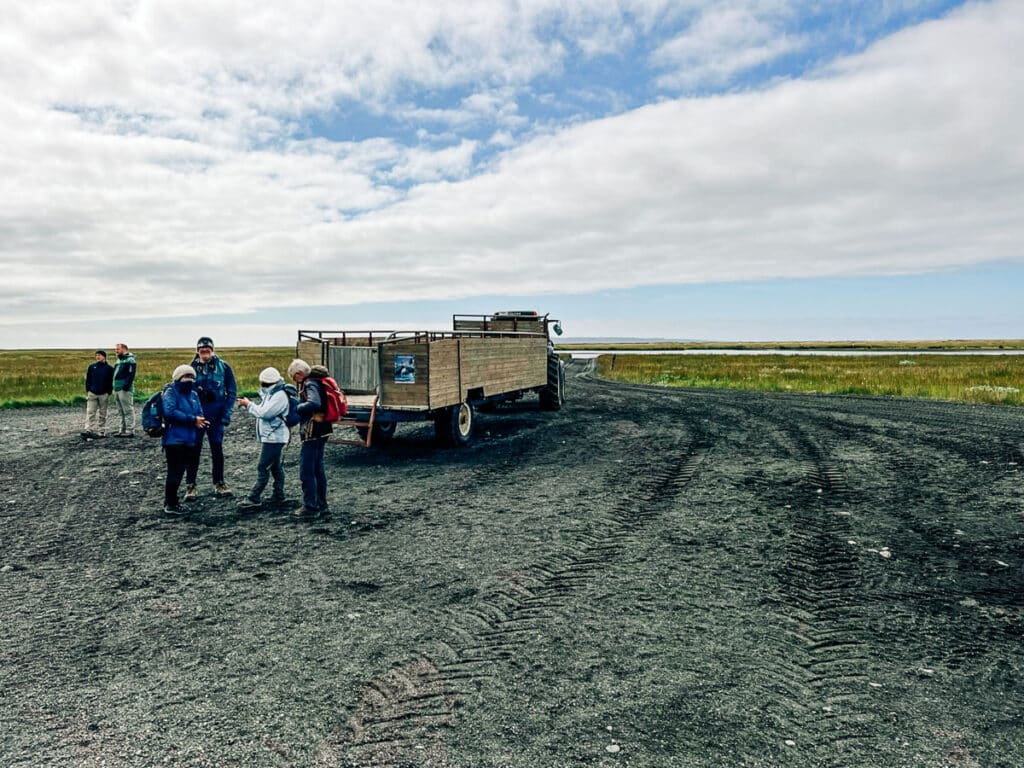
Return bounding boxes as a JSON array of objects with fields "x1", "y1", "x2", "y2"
[
  {"x1": 299, "y1": 438, "x2": 327, "y2": 510},
  {"x1": 189, "y1": 422, "x2": 226, "y2": 484},
  {"x1": 250, "y1": 442, "x2": 285, "y2": 501}
]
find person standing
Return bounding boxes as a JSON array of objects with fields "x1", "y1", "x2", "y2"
[
  {"x1": 236, "y1": 367, "x2": 291, "y2": 511},
  {"x1": 82, "y1": 349, "x2": 114, "y2": 439},
  {"x1": 112, "y1": 343, "x2": 137, "y2": 437},
  {"x1": 162, "y1": 365, "x2": 207, "y2": 516},
  {"x1": 187, "y1": 337, "x2": 236, "y2": 499},
  {"x1": 287, "y1": 359, "x2": 332, "y2": 518}
]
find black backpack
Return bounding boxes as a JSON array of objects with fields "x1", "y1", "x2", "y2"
[
  {"x1": 271, "y1": 382, "x2": 301, "y2": 427},
  {"x1": 141, "y1": 385, "x2": 171, "y2": 437}
]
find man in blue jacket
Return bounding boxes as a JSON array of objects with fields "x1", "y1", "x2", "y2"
[
  {"x1": 82, "y1": 349, "x2": 114, "y2": 439},
  {"x1": 186, "y1": 337, "x2": 236, "y2": 498}
]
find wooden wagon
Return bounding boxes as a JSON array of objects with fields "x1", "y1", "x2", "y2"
[{"x1": 296, "y1": 312, "x2": 565, "y2": 446}]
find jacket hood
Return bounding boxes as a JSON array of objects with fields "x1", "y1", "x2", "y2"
[{"x1": 309, "y1": 364, "x2": 330, "y2": 378}]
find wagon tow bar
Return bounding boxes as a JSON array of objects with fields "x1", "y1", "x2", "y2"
[{"x1": 330, "y1": 396, "x2": 378, "y2": 448}]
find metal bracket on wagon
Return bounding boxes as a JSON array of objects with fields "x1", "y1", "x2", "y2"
[{"x1": 330, "y1": 397, "x2": 379, "y2": 448}]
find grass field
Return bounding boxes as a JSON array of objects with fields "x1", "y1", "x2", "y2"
[
  {"x1": 3, "y1": 346, "x2": 1022, "y2": 408},
  {"x1": 596, "y1": 353, "x2": 1024, "y2": 405},
  {"x1": 0, "y1": 348, "x2": 297, "y2": 408}
]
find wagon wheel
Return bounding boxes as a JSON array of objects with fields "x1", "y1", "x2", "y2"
[
  {"x1": 435, "y1": 401, "x2": 474, "y2": 446},
  {"x1": 356, "y1": 420, "x2": 397, "y2": 447}
]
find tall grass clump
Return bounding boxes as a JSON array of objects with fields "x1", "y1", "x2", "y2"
[
  {"x1": 0, "y1": 348, "x2": 296, "y2": 408},
  {"x1": 596, "y1": 354, "x2": 1024, "y2": 406}
]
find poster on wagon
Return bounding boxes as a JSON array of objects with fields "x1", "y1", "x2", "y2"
[{"x1": 394, "y1": 354, "x2": 416, "y2": 384}]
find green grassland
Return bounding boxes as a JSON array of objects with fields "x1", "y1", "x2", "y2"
[
  {"x1": 0, "y1": 348, "x2": 296, "y2": 408},
  {"x1": 597, "y1": 353, "x2": 1024, "y2": 406},
  {"x1": 3, "y1": 345, "x2": 1023, "y2": 408}
]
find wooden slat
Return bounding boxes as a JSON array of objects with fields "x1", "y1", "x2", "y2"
[
  {"x1": 427, "y1": 339, "x2": 462, "y2": 408},
  {"x1": 297, "y1": 340, "x2": 325, "y2": 366}
]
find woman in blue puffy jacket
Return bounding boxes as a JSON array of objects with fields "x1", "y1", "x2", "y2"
[{"x1": 161, "y1": 365, "x2": 207, "y2": 516}]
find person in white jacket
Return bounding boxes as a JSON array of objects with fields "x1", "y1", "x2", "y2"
[{"x1": 235, "y1": 367, "x2": 291, "y2": 510}]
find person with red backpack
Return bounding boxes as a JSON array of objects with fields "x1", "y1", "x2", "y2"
[{"x1": 286, "y1": 359, "x2": 333, "y2": 518}]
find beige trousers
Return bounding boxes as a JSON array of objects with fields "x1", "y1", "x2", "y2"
[{"x1": 85, "y1": 392, "x2": 110, "y2": 434}]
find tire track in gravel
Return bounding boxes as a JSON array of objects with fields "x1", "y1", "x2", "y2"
[
  {"x1": 582, "y1": 367, "x2": 883, "y2": 761},
  {"x1": 784, "y1": 396, "x2": 1024, "y2": 467},
  {"x1": 686, "y1": 389, "x2": 1023, "y2": 766},
  {"x1": 706, "y1": 397, "x2": 875, "y2": 765},
  {"x1": 580, "y1": 372, "x2": 1022, "y2": 765},
  {"x1": 313, "y1": 428, "x2": 712, "y2": 767},
  {"x1": 776, "y1": 401, "x2": 1024, "y2": 679},
  {"x1": 292, "y1": 407, "x2": 565, "y2": 546},
  {"x1": 575, "y1": 374, "x2": 898, "y2": 763}
]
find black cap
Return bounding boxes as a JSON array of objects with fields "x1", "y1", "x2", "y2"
[
  {"x1": 197, "y1": 336, "x2": 214, "y2": 350},
  {"x1": 95, "y1": 350, "x2": 106, "y2": 357}
]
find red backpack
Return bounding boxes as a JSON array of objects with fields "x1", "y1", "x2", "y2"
[{"x1": 319, "y1": 375, "x2": 348, "y2": 423}]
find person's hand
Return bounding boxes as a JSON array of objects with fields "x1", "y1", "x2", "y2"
[
  {"x1": 196, "y1": 415, "x2": 208, "y2": 428},
  {"x1": 237, "y1": 397, "x2": 250, "y2": 408}
]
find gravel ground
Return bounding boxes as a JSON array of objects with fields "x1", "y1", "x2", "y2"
[{"x1": 1, "y1": 361, "x2": 1022, "y2": 767}]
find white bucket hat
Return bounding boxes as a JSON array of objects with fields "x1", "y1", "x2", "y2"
[
  {"x1": 172, "y1": 364, "x2": 195, "y2": 381},
  {"x1": 259, "y1": 366, "x2": 282, "y2": 385}
]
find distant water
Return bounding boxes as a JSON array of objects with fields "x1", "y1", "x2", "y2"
[{"x1": 562, "y1": 348, "x2": 1024, "y2": 357}]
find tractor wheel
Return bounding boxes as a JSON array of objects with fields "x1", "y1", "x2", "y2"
[{"x1": 539, "y1": 355, "x2": 565, "y2": 411}]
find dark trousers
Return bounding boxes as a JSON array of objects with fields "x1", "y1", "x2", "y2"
[
  {"x1": 165, "y1": 444, "x2": 198, "y2": 507},
  {"x1": 188, "y1": 423, "x2": 225, "y2": 485},
  {"x1": 299, "y1": 438, "x2": 327, "y2": 510},
  {"x1": 251, "y1": 442, "x2": 285, "y2": 501}
]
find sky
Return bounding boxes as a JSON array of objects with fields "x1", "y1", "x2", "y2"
[{"x1": 1, "y1": 0, "x2": 1022, "y2": 348}]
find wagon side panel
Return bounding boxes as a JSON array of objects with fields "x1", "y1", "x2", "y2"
[
  {"x1": 428, "y1": 339, "x2": 463, "y2": 409},
  {"x1": 458, "y1": 337, "x2": 547, "y2": 398}
]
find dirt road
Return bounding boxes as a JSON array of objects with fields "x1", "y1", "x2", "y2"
[{"x1": 2, "y1": 362, "x2": 1022, "y2": 767}]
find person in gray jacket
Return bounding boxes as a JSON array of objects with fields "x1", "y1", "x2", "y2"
[
  {"x1": 112, "y1": 342, "x2": 137, "y2": 437},
  {"x1": 235, "y1": 367, "x2": 291, "y2": 511}
]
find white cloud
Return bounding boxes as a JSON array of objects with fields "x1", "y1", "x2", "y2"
[
  {"x1": 652, "y1": 2, "x2": 803, "y2": 89},
  {"x1": 1, "y1": 0, "x2": 1021, "y2": 345},
  {"x1": 385, "y1": 140, "x2": 479, "y2": 183}
]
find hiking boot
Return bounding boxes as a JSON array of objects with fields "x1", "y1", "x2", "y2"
[
  {"x1": 214, "y1": 482, "x2": 233, "y2": 498},
  {"x1": 237, "y1": 497, "x2": 261, "y2": 511},
  {"x1": 115, "y1": 431, "x2": 134, "y2": 438},
  {"x1": 162, "y1": 504, "x2": 185, "y2": 517},
  {"x1": 291, "y1": 505, "x2": 317, "y2": 518},
  {"x1": 184, "y1": 484, "x2": 198, "y2": 501}
]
